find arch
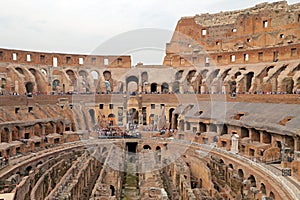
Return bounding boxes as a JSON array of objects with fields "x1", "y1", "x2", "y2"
[
  {"x1": 52, "y1": 80, "x2": 60, "y2": 91},
  {"x1": 108, "y1": 113, "x2": 116, "y2": 126},
  {"x1": 141, "y1": 72, "x2": 148, "y2": 92},
  {"x1": 173, "y1": 114, "x2": 179, "y2": 129},
  {"x1": 33, "y1": 123, "x2": 42, "y2": 137},
  {"x1": 151, "y1": 83, "x2": 158, "y2": 93},
  {"x1": 25, "y1": 82, "x2": 34, "y2": 93},
  {"x1": 199, "y1": 122, "x2": 207, "y2": 133},
  {"x1": 245, "y1": 72, "x2": 254, "y2": 92},
  {"x1": 241, "y1": 127, "x2": 249, "y2": 138},
  {"x1": 29, "y1": 68, "x2": 36, "y2": 75},
  {"x1": 89, "y1": 109, "x2": 95, "y2": 125},
  {"x1": 66, "y1": 69, "x2": 76, "y2": 84},
  {"x1": 161, "y1": 82, "x2": 169, "y2": 93},
  {"x1": 15, "y1": 67, "x2": 24, "y2": 74},
  {"x1": 228, "y1": 164, "x2": 234, "y2": 169},
  {"x1": 238, "y1": 169, "x2": 244, "y2": 179},
  {"x1": 12, "y1": 126, "x2": 20, "y2": 141},
  {"x1": 103, "y1": 71, "x2": 112, "y2": 81},
  {"x1": 156, "y1": 146, "x2": 161, "y2": 152},
  {"x1": 78, "y1": 70, "x2": 88, "y2": 78},
  {"x1": 282, "y1": 77, "x2": 294, "y2": 94},
  {"x1": 234, "y1": 71, "x2": 242, "y2": 78},
  {"x1": 110, "y1": 185, "x2": 115, "y2": 196},
  {"x1": 1, "y1": 127, "x2": 10, "y2": 143},
  {"x1": 260, "y1": 183, "x2": 266, "y2": 195},
  {"x1": 41, "y1": 68, "x2": 47, "y2": 76},
  {"x1": 36, "y1": 161, "x2": 43, "y2": 167},
  {"x1": 91, "y1": 70, "x2": 99, "y2": 80},
  {"x1": 175, "y1": 70, "x2": 184, "y2": 80},
  {"x1": 143, "y1": 145, "x2": 151, "y2": 150},
  {"x1": 172, "y1": 81, "x2": 180, "y2": 93},
  {"x1": 169, "y1": 108, "x2": 175, "y2": 129},
  {"x1": 269, "y1": 191, "x2": 275, "y2": 199},
  {"x1": 56, "y1": 121, "x2": 64, "y2": 134},
  {"x1": 126, "y1": 76, "x2": 139, "y2": 92},
  {"x1": 128, "y1": 108, "x2": 138, "y2": 125},
  {"x1": 25, "y1": 166, "x2": 33, "y2": 175},
  {"x1": 228, "y1": 80, "x2": 236, "y2": 94},
  {"x1": 45, "y1": 122, "x2": 54, "y2": 135},
  {"x1": 221, "y1": 124, "x2": 228, "y2": 135},
  {"x1": 1, "y1": 78, "x2": 6, "y2": 89},
  {"x1": 102, "y1": 146, "x2": 107, "y2": 153},
  {"x1": 186, "y1": 70, "x2": 196, "y2": 82},
  {"x1": 248, "y1": 175, "x2": 256, "y2": 187}
]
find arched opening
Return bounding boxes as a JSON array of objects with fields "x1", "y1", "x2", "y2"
[
  {"x1": 156, "y1": 146, "x2": 161, "y2": 152},
  {"x1": 128, "y1": 108, "x2": 138, "y2": 125},
  {"x1": 175, "y1": 70, "x2": 184, "y2": 80},
  {"x1": 161, "y1": 82, "x2": 169, "y2": 93},
  {"x1": 143, "y1": 145, "x2": 151, "y2": 150},
  {"x1": 108, "y1": 114, "x2": 116, "y2": 126},
  {"x1": 186, "y1": 70, "x2": 196, "y2": 83},
  {"x1": 102, "y1": 147, "x2": 107, "y2": 153},
  {"x1": 1, "y1": 127, "x2": 10, "y2": 143},
  {"x1": 245, "y1": 72, "x2": 254, "y2": 92},
  {"x1": 229, "y1": 164, "x2": 234, "y2": 169},
  {"x1": 1, "y1": 78, "x2": 6, "y2": 89},
  {"x1": 248, "y1": 175, "x2": 256, "y2": 187},
  {"x1": 238, "y1": 169, "x2": 244, "y2": 179},
  {"x1": 262, "y1": 131, "x2": 271, "y2": 144},
  {"x1": 173, "y1": 114, "x2": 179, "y2": 129},
  {"x1": 282, "y1": 77, "x2": 294, "y2": 94},
  {"x1": 228, "y1": 80, "x2": 236, "y2": 94},
  {"x1": 56, "y1": 121, "x2": 64, "y2": 134},
  {"x1": 15, "y1": 67, "x2": 24, "y2": 74},
  {"x1": 141, "y1": 72, "x2": 148, "y2": 92},
  {"x1": 169, "y1": 108, "x2": 175, "y2": 129},
  {"x1": 260, "y1": 183, "x2": 266, "y2": 195},
  {"x1": 25, "y1": 82, "x2": 34, "y2": 93},
  {"x1": 12, "y1": 126, "x2": 20, "y2": 141},
  {"x1": 221, "y1": 124, "x2": 228, "y2": 135},
  {"x1": 52, "y1": 80, "x2": 60, "y2": 91},
  {"x1": 36, "y1": 161, "x2": 43, "y2": 167},
  {"x1": 25, "y1": 166, "x2": 33, "y2": 175},
  {"x1": 126, "y1": 76, "x2": 139, "y2": 93},
  {"x1": 41, "y1": 69, "x2": 47, "y2": 76},
  {"x1": 151, "y1": 83, "x2": 158, "y2": 93},
  {"x1": 251, "y1": 129, "x2": 260, "y2": 142},
  {"x1": 91, "y1": 70, "x2": 100, "y2": 90},
  {"x1": 199, "y1": 122, "x2": 207, "y2": 133},
  {"x1": 66, "y1": 70, "x2": 76, "y2": 84},
  {"x1": 172, "y1": 81, "x2": 180, "y2": 93},
  {"x1": 45, "y1": 122, "x2": 54, "y2": 135},
  {"x1": 33, "y1": 124, "x2": 42, "y2": 137},
  {"x1": 89, "y1": 109, "x2": 95, "y2": 125},
  {"x1": 269, "y1": 191, "x2": 275, "y2": 199},
  {"x1": 110, "y1": 185, "x2": 115, "y2": 196},
  {"x1": 241, "y1": 127, "x2": 249, "y2": 138}
]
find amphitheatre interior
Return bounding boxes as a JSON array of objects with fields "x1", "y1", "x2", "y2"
[{"x1": 1, "y1": 1, "x2": 300, "y2": 200}]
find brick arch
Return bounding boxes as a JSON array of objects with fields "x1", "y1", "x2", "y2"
[
  {"x1": 33, "y1": 123, "x2": 42, "y2": 137},
  {"x1": 1, "y1": 127, "x2": 10, "y2": 143},
  {"x1": 12, "y1": 126, "x2": 20, "y2": 141},
  {"x1": 56, "y1": 121, "x2": 64, "y2": 134}
]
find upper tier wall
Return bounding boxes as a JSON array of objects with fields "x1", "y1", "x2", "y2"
[
  {"x1": 164, "y1": 1, "x2": 300, "y2": 67},
  {"x1": 0, "y1": 48, "x2": 131, "y2": 68}
]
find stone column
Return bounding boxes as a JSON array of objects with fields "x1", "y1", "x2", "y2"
[
  {"x1": 53, "y1": 124, "x2": 57, "y2": 134},
  {"x1": 294, "y1": 136, "x2": 300, "y2": 152},
  {"x1": 41, "y1": 124, "x2": 46, "y2": 135},
  {"x1": 231, "y1": 134, "x2": 239, "y2": 154}
]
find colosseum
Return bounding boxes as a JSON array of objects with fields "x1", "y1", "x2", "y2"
[{"x1": 0, "y1": 1, "x2": 300, "y2": 200}]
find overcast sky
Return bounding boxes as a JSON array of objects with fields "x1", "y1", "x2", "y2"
[{"x1": 0, "y1": 0, "x2": 299, "y2": 65}]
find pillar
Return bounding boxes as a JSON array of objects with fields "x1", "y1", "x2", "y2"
[{"x1": 294, "y1": 136, "x2": 300, "y2": 152}]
